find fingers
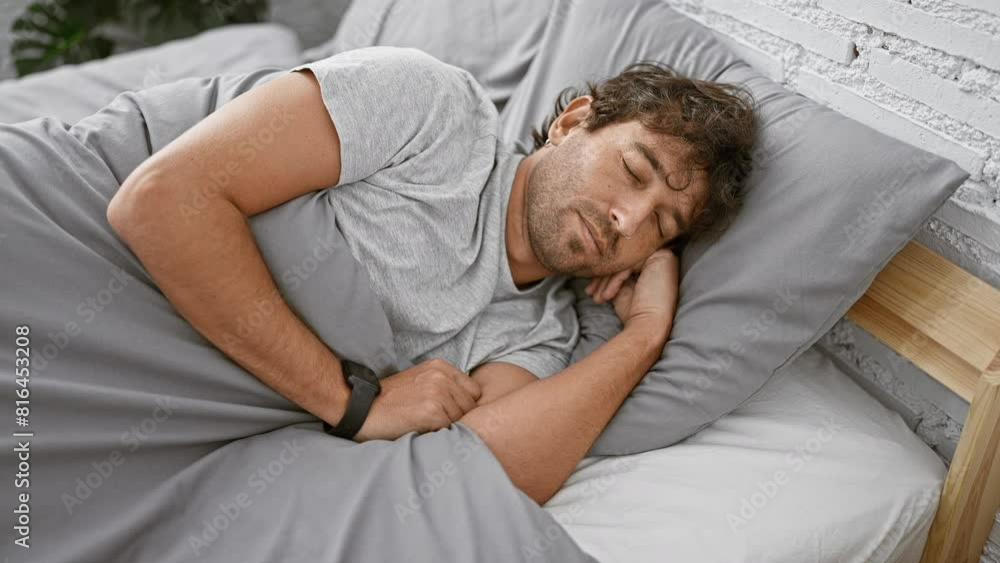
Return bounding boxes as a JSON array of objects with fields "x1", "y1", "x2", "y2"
[
  {"x1": 440, "y1": 367, "x2": 479, "y2": 415},
  {"x1": 590, "y1": 276, "x2": 609, "y2": 302},
  {"x1": 585, "y1": 276, "x2": 608, "y2": 300},
  {"x1": 445, "y1": 384, "x2": 477, "y2": 418},
  {"x1": 586, "y1": 268, "x2": 637, "y2": 304},
  {"x1": 438, "y1": 395, "x2": 464, "y2": 423},
  {"x1": 601, "y1": 269, "x2": 633, "y2": 302},
  {"x1": 425, "y1": 359, "x2": 481, "y2": 421},
  {"x1": 450, "y1": 368, "x2": 482, "y2": 403},
  {"x1": 435, "y1": 360, "x2": 482, "y2": 406},
  {"x1": 421, "y1": 375, "x2": 464, "y2": 428}
]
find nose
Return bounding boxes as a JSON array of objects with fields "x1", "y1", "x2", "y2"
[{"x1": 609, "y1": 195, "x2": 656, "y2": 240}]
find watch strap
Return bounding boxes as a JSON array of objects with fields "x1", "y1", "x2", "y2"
[{"x1": 323, "y1": 363, "x2": 381, "y2": 439}]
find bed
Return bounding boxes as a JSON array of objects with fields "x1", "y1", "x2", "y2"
[
  {"x1": 547, "y1": 239, "x2": 1000, "y2": 563},
  {"x1": 544, "y1": 342, "x2": 946, "y2": 563},
  {"x1": 0, "y1": 8, "x2": 998, "y2": 563}
]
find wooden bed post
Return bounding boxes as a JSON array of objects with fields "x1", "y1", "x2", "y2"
[
  {"x1": 845, "y1": 241, "x2": 1000, "y2": 561},
  {"x1": 920, "y1": 351, "x2": 1000, "y2": 563}
]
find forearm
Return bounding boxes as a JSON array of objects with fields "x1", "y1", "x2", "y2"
[
  {"x1": 108, "y1": 176, "x2": 350, "y2": 425},
  {"x1": 460, "y1": 320, "x2": 667, "y2": 504}
]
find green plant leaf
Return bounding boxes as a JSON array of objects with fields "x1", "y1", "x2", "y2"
[
  {"x1": 11, "y1": 1, "x2": 116, "y2": 76},
  {"x1": 119, "y1": 0, "x2": 268, "y2": 46},
  {"x1": 11, "y1": 0, "x2": 268, "y2": 77}
]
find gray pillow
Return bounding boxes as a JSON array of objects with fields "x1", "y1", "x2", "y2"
[
  {"x1": 303, "y1": 0, "x2": 554, "y2": 111},
  {"x1": 497, "y1": 0, "x2": 969, "y2": 455}
]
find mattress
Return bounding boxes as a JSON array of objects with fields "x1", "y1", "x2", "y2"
[{"x1": 544, "y1": 346, "x2": 946, "y2": 563}]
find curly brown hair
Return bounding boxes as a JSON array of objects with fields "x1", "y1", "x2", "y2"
[{"x1": 531, "y1": 62, "x2": 757, "y2": 246}]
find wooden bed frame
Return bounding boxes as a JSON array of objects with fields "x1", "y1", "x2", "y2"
[{"x1": 845, "y1": 240, "x2": 1000, "y2": 563}]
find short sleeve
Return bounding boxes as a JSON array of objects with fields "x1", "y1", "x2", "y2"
[
  {"x1": 498, "y1": 280, "x2": 624, "y2": 378},
  {"x1": 490, "y1": 339, "x2": 575, "y2": 380},
  {"x1": 568, "y1": 277, "x2": 624, "y2": 365},
  {"x1": 290, "y1": 46, "x2": 490, "y2": 185}
]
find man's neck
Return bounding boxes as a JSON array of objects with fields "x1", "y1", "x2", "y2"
[{"x1": 506, "y1": 153, "x2": 553, "y2": 289}]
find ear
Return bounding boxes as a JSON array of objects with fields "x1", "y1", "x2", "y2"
[{"x1": 547, "y1": 96, "x2": 594, "y2": 146}]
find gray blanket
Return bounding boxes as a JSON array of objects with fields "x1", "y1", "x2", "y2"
[{"x1": 0, "y1": 70, "x2": 596, "y2": 562}]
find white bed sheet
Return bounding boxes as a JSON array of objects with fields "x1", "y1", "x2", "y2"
[{"x1": 546, "y1": 346, "x2": 946, "y2": 563}]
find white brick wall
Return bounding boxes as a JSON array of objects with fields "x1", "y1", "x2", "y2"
[
  {"x1": 665, "y1": 0, "x2": 1000, "y2": 560},
  {"x1": 868, "y1": 48, "x2": 1000, "y2": 138},
  {"x1": 823, "y1": 0, "x2": 1000, "y2": 69},
  {"x1": 796, "y1": 67, "x2": 989, "y2": 178},
  {"x1": 704, "y1": 0, "x2": 856, "y2": 63},
  {"x1": 669, "y1": 0, "x2": 1000, "y2": 286}
]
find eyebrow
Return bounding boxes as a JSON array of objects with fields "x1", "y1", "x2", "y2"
[
  {"x1": 631, "y1": 140, "x2": 689, "y2": 234},
  {"x1": 631, "y1": 141, "x2": 668, "y2": 185}
]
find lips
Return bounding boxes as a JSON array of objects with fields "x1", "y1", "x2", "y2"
[{"x1": 578, "y1": 211, "x2": 605, "y2": 257}]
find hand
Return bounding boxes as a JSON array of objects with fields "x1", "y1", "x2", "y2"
[
  {"x1": 613, "y1": 249, "x2": 680, "y2": 337},
  {"x1": 353, "y1": 358, "x2": 482, "y2": 442},
  {"x1": 584, "y1": 266, "x2": 640, "y2": 305}
]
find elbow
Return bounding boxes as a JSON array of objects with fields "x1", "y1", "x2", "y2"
[
  {"x1": 106, "y1": 190, "x2": 136, "y2": 241},
  {"x1": 516, "y1": 474, "x2": 562, "y2": 506},
  {"x1": 525, "y1": 482, "x2": 560, "y2": 506},
  {"x1": 108, "y1": 168, "x2": 149, "y2": 238},
  {"x1": 107, "y1": 165, "x2": 173, "y2": 241},
  {"x1": 528, "y1": 490, "x2": 552, "y2": 506}
]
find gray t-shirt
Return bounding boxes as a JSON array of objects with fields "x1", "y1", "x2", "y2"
[{"x1": 293, "y1": 46, "x2": 579, "y2": 378}]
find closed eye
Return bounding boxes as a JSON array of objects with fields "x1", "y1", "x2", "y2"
[{"x1": 621, "y1": 156, "x2": 641, "y2": 184}]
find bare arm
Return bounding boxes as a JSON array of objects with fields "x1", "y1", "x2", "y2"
[
  {"x1": 108, "y1": 71, "x2": 353, "y2": 425},
  {"x1": 462, "y1": 250, "x2": 678, "y2": 504},
  {"x1": 464, "y1": 324, "x2": 663, "y2": 504},
  {"x1": 108, "y1": 70, "x2": 480, "y2": 435}
]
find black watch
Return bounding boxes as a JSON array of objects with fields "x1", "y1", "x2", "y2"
[{"x1": 323, "y1": 363, "x2": 381, "y2": 439}]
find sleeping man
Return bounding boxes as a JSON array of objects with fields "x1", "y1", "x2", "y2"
[{"x1": 107, "y1": 46, "x2": 755, "y2": 504}]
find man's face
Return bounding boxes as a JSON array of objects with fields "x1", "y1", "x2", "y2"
[{"x1": 525, "y1": 119, "x2": 708, "y2": 278}]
